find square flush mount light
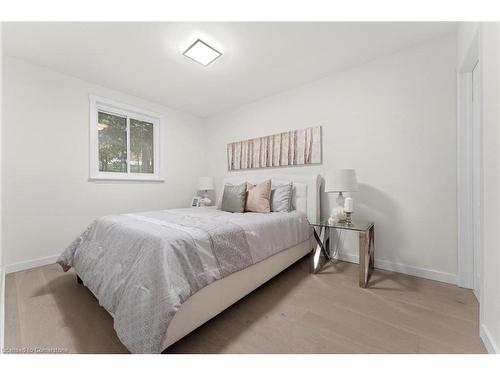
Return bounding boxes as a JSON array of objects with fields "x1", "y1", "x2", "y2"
[{"x1": 183, "y1": 39, "x2": 222, "y2": 66}]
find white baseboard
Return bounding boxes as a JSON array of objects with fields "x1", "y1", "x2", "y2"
[
  {"x1": 4, "y1": 254, "x2": 60, "y2": 274},
  {"x1": 335, "y1": 253, "x2": 458, "y2": 285},
  {"x1": 4, "y1": 251, "x2": 458, "y2": 284},
  {"x1": 5, "y1": 252, "x2": 458, "y2": 285},
  {"x1": 0, "y1": 268, "x2": 5, "y2": 350},
  {"x1": 480, "y1": 323, "x2": 499, "y2": 354}
]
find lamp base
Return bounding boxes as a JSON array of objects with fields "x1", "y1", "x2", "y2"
[
  {"x1": 199, "y1": 190, "x2": 211, "y2": 207},
  {"x1": 336, "y1": 192, "x2": 345, "y2": 207}
]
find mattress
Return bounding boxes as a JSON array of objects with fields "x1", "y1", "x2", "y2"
[
  {"x1": 176, "y1": 207, "x2": 310, "y2": 263},
  {"x1": 58, "y1": 207, "x2": 310, "y2": 353}
]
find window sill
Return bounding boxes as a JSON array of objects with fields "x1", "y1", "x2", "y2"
[{"x1": 89, "y1": 176, "x2": 164, "y2": 183}]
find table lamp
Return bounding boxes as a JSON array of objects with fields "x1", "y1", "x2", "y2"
[
  {"x1": 197, "y1": 177, "x2": 214, "y2": 207},
  {"x1": 324, "y1": 169, "x2": 358, "y2": 225}
]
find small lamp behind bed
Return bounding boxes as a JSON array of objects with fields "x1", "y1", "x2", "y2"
[{"x1": 198, "y1": 177, "x2": 215, "y2": 207}]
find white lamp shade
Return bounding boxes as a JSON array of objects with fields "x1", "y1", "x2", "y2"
[
  {"x1": 197, "y1": 177, "x2": 214, "y2": 191},
  {"x1": 324, "y1": 169, "x2": 358, "y2": 192}
]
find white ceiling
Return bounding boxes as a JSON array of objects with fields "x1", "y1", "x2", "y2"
[{"x1": 3, "y1": 22, "x2": 456, "y2": 117}]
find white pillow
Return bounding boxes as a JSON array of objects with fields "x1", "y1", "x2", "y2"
[{"x1": 291, "y1": 182, "x2": 308, "y2": 213}]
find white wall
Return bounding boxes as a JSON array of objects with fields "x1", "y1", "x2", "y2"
[
  {"x1": 479, "y1": 22, "x2": 500, "y2": 354},
  {"x1": 0, "y1": 22, "x2": 4, "y2": 350},
  {"x1": 203, "y1": 35, "x2": 458, "y2": 282},
  {"x1": 457, "y1": 22, "x2": 480, "y2": 69},
  {"x1": 1, "y1": 34, "x2": 460, "y2": 286},
  {"x1": 2, "y1": 56, "x2": 205, "y2": 267}
]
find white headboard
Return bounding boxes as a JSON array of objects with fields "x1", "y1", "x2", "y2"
[{"x1": 222, "y1": 173, "x2": 321, "y2": 223}]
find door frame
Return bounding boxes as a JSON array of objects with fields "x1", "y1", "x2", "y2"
[{"x1": 457, "y1": 27, "x2": 482, "y2": 298}]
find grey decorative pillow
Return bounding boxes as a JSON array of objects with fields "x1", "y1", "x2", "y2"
[
  {"x1": 221, "y1": 183, "x2": 247, "y2": 213},
  {"x1": 271, "y1": 183, "x2": 293, "y2": 212}
]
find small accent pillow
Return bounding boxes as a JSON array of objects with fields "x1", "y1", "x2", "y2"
[
  {"x1": 271, "y1": 183, "x2": 293, "y2": 212},
  {"x1": 246, "y1": 180, "x2": 272, "y2": 213},
  {"x1": 220, "y1": 183, "x2": 247, "y2": 213}
]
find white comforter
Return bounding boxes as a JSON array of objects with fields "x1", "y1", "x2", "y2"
[{"x1": 58, "y1": 207, "x2": 310, "y2": 353}]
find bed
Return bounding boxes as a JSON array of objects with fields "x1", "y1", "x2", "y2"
[{"x1": 58, "y1": 173, "x2": 321, "y2": 353}]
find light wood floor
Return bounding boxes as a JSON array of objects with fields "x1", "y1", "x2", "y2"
[{"x1": 4, "y1": 257, "x2": 486, "y2": 354}]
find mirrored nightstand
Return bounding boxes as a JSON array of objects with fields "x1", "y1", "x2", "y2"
[{"x1": 309, "y1": 220, "x2": 375, "y2": 288}]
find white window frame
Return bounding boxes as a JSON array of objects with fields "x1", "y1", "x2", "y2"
[{"x1": 89, "y1": 95, "x2": 163, "y2": 182}]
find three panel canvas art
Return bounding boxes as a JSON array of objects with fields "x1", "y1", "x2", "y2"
[{"x1": 227, "y1": 126, "x2": 322, "y2": 171}]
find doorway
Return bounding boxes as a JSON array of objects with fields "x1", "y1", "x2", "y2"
[
  {"x1": 457, "y1": 29, "x2": 482, "y2": 303},
  {"x1": 471, "y1": 62, "x2": 481, "y2": 300}
]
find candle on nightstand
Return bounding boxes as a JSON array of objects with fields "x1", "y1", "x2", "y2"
[{"x1": 344, "y1": 197, "x2": 354, "y2": 213}]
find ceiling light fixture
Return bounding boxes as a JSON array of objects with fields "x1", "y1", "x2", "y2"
[{"x1": 183, "y1": 39, "x2": 222, "y2": 66}]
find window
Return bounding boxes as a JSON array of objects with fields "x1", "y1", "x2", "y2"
[{"x1": 89, "y1": 95, "x2": 163, "y2": 181}]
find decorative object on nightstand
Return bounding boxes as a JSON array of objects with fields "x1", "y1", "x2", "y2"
[
  {"x1": 191, "y1": 196, "x2": 201, "y2": 207},
  {"x1": 197, "y1": 177, "x2": 214, "y2": 207},
  {"x1": 310, "y1": 220, "x2": 375, "y2": 288},
  {"x1": 327, "y1": 206, "x2": 344, "y2": 225},
  {"x1": 324, "y1": 169, "x2": 358, "y2": 225},
  {"x1": 344, "y1": 197, "x2": 354, "y2": 225}
]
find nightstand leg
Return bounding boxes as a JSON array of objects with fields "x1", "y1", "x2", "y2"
[
  {"x1": 359, "y1": 226, "x2": 374, "y2": 288},
  {"x1": 310, "y1": 226, "x2": 330, "y2": 273},
  {"x1": 370, "y1": 226, "x2": 375, "y2": 271}
]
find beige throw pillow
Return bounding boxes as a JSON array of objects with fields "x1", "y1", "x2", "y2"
[{"x1": 245, "y1": 180, "x2": 272, "y2": 213}]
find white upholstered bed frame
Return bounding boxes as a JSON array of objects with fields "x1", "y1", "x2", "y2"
[{"x1": 161, "y1": 173, "x2": 321, "y2": 352}]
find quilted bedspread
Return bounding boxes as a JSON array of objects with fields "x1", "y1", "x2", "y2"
[{"x1": 57, "y1": 208, "x2": 309, "y2": 353}]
